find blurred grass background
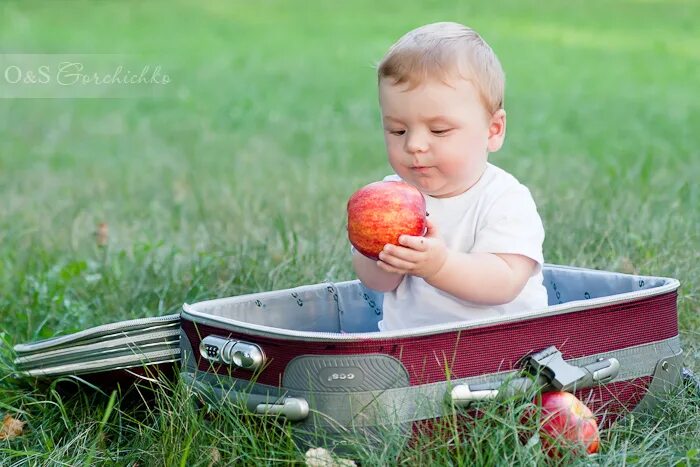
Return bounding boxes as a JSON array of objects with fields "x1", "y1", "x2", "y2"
[{"x1": 1, "y1": 0, "x2": 699, "y2": 464}]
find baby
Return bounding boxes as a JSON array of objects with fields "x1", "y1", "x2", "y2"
[{"x1": 352, "y1": 22, "x2": 548, "y2": 331}]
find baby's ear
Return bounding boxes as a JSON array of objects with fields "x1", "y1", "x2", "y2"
[{"x1": 487, "y1": 109, "x2": 507, "y2": 153}]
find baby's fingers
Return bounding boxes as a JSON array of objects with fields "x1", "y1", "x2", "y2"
[
  {"x1": 376, "y1": 260, "x2": 404, "y2": 275},
  {"x1": 383, "y1": 243, "x2": 423, "y2": 261},
  {"x1": 398, "y1": 235, "x2": 429, "y2": 252},
  {"x1": 378, "y1": 244, "x2": 425, "y2": 274},
  {"x1": 377, "y1": 250, "x2": 414, "y2": 271}
]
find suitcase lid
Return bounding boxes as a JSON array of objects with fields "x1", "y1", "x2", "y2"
[{"x1": 12, "y1": 314, "x2": 180, "y2": 378}]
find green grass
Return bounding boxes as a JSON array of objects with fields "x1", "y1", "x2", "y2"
[{"x1": 1, "y1": 0, "x2": 699, "y2": 464}]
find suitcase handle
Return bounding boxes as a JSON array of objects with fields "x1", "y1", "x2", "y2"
[
  {"x1": 190, "y1": 375, "x2": 310, "y2": 422},
  {"x1": 450, "y1": 346, "x2": 620, "y2": 406}
]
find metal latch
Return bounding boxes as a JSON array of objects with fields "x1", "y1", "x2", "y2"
[
  {"x1": 255, "y1": 397, "x2": 309, "y2": 421},
  {"x1": 199, "y1": 335, "x2": 266, "y2": 371},
  {"x1": 450, "y1": 349, "x2": 621, "y2": 406},
  {"x1": 527, "y1": 346, "x2": 620, "y2": 391},
  {"x1": 450, "y1": 347, "x2": 621, "y2": 406},
  {"x1": 450, "y1": 376, "x2": 536, "y2": 404}
]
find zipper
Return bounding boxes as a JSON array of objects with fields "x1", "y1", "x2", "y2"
[
  {"x1": 14, "y1": 314, "x2": 180, "y2": 353},
  {"x1": 15, "y1": 348, "x2": 181, "y2": 378},
  {"x1": 14, "y1": 329, "x2": 181, "y2": 366}
]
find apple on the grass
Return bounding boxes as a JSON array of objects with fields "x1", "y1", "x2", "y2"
[
  {"x1": 524, "y1": 391, "x2": 600, "y2": 458},
  {"x1": 347, "y1": 181, "x2": 427, "y2": 260}
]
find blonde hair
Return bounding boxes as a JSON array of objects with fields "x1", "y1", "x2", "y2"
[{"x1": 377, "y1": 22, "x2": 505, "y2": 113}]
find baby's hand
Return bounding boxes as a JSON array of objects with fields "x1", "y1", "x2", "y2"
[{"x1": 377, "y1": 219, "x2": 448, "y2": 279}]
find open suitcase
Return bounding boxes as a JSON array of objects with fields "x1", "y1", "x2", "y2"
[{"x1": 13, "y1": 264, "x2": 686, "y2": 441}]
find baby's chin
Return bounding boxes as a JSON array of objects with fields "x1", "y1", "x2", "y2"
[
  {"x1": 411, "y1": 181, "x2": 451, "y2": 198},
  {"x1": 397, "y1": 173, "x2": 459, "y2": 197},
  {"x1": 423, "y1": 183, "x2": 472, "y2": 198},
  {"x1": 398, "y1": 177, "x2": 434, "y2": 194}
]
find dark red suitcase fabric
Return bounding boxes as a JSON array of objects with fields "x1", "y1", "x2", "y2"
[{"x1": 183, "y1": 291, "x2": 677, "y2": 388}]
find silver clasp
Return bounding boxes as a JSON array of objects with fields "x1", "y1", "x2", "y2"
[
  {"x1": 199, "y1": 335, "x2": 266, "y2": 371},
  {"x1": 255, "y1": 397, "x2": 309, "y2": 421},
  {"x1": 527, "y1": 346, "x2": 620, "y2": 391}
]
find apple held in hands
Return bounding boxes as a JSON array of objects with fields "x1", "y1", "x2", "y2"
[
  {"x1": 347, "y1": 181, "x2": 427, "y2": 260},
  {"x1": 526, "y1": 391, "x2": 600, "y2": 458}
]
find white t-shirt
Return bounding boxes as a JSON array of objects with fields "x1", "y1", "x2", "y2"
[{"x1": 378, "y1": 163, "x2": 548, "y2": 331}]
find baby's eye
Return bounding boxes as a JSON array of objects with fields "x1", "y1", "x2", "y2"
[
  {"x1": 388, "y1": 129, "x2": 406, "y2": 136},
  {"x1": 431, "y1": 129, "x2": 452, "y2": 135}
]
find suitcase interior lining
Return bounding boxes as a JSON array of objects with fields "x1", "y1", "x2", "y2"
[{"x1": 186, "y1": 266, "x2": 672, "y2": 334}]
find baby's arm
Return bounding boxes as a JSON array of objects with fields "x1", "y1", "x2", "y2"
[
  {"x1": 377, "y1": 219, "x2": 537, "y2": 305},
  {"x1": 426, "y1": 252, "x2": 536, "y2": 305},
  {"x1": 352, "y1": 250, "x2": 405, "y2": 292}
]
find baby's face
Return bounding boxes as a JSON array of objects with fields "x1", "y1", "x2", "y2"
[{"x1": 379, "y1": 76, "x2": 500, "y2": 198}]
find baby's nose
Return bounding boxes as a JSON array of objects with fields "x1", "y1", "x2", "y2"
[{"x1": 404, "y1": 131, "x2": 429, "y2": 154}]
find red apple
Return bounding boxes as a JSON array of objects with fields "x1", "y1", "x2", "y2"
[
  {"x1": 525, "y1": 391, "x2": 600, "y2": 458},
  {"x1": 347, "y1": 181, "x2": 427, "y2": 260}
]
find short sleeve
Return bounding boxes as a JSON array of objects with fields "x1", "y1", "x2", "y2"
[{"x1": 470, "y1": 184, "x2": 545, "y2": 268}]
